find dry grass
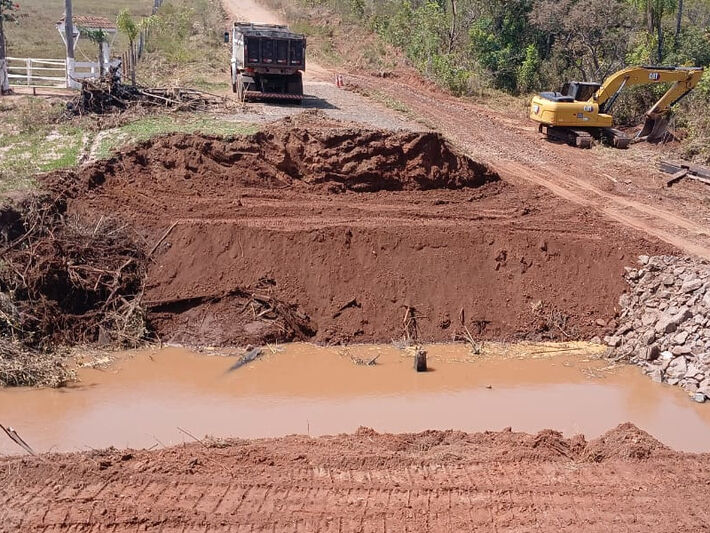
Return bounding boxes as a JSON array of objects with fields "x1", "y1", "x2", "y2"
[
  {"x1": 0, "y1": 339, "x2": 74, "y2": 387},
  {"x1": 4, "y1": 0, "x2": 152, "y2": 60}
]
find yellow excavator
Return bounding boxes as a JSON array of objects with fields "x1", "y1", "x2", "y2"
[{"x1": 529, "y1": 65, "x2": 704, "y2": 148}]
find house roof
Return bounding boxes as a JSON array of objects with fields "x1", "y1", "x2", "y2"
[{"x1": 56, "y1": 15, "x2": 117, "y2": 31}]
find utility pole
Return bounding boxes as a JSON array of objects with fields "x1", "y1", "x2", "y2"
[
  {"x1": 0, "y1": 1, "x2": 10, "y2": 95},
  {"x1": 64, "y1": 0, "x2": 75, "y2": 88}
]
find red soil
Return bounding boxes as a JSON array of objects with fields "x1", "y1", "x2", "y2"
[
  {"x1": 3, "y1": 424, "x2": 709, "y2": 531},
  {"x1": 43, "y1": 115, "x2": 671, "y2": 346}
]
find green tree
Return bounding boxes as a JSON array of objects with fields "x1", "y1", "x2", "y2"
[
  {"x1": 117, "y1": 9, "x2": 139, "y2": 86},
  {"x1": 629, "y1": 0, "x2": 677, "y2": 62},
  {"x1": 79, "y1": 27, "x2": 108, "y2": 76}
]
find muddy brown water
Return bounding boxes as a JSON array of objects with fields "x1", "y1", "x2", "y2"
[{"x1": 2, "y1": 342, "x2": 710, "y2": 455}]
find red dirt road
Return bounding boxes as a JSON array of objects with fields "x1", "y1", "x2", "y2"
[
  {"x1": 346, "y1": 75, "x2": 710, "y2": 259},
  {"x1": 3, "y1": 424, "x2": 710, "y2": 532}
]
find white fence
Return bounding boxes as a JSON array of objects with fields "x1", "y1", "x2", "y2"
[
  {"x1": 6, "y1": 57, "x2": 122, "y2": 88},
  {"x1": 7, "y1": 57, "x2": 66, "y2": 87}
]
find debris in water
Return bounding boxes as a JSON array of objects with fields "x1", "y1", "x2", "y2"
[{"x1": 227, "y1": 347, "x2": 264, "y2": 372}]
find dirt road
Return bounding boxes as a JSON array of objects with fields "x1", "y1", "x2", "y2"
[
  {"x1": 3, "y1": 424, "x2": 710, "y2": 531},
  {"x1": 346, "y1": 74, "x2": 710, "y2": 260}
]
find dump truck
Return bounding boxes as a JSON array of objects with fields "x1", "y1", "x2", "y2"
[
  {"x1": 229, "y1": 22, "x2": 306, "y2": 103},
  {"x1": 529, "y1": 66, "x2": 704, "y2": 148}
]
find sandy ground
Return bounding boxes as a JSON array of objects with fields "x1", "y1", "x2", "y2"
[{"x1": 3, "y1": 424, "x2": 710, "y2": 531}]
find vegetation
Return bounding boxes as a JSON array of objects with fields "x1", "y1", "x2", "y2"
[
  {"x1": 136, "y1": 0, "x2": 230, "y2": 89},
  {"x1": 0, "y1": 96, "x2": 258, "y2": 198}
]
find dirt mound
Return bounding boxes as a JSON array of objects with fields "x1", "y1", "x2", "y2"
[
  {"x1": 31, "y1": 116, "x2": 671, "y2": 347},
  {"x1": 3, "y1": 424, "x2": 709, "y2": 532},
  {"x1": 583, "y1": 422, "x2": 667, "y2": 462},
  {"x1": 46, "y1": 121, "x2": 497, "y2": 201}
]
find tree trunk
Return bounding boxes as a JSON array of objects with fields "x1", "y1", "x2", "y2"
[
  {"x1": 447, "y1": 0, "x2": 457, "y2": 54},
  {"x1": 657, "y1": 19, "x2": 664, "y2": 64},
  {"x1": 97, "y1": 42, "x2": 104, "y2": 76},
  {"x1": 130, "y1": 42, "x2": 136, "y2": 86},
  {"x1": 675, "y1": 0, "x2": 684, "y2": 46}
]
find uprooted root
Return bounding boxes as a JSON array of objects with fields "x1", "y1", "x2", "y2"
[{"x1": 0, "y1": 196, "x2": 148, "y2": 349}]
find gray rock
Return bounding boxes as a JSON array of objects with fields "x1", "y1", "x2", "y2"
[
  {"x1": 590, "y1": 336, "x2": 602, "y2": 345},
  {"x1": 639, "y1": 255, "x2": 650, "y2": 265},
  {"x1": 671, "y1": 345, "x2": 692, "y2": 356},
  {"x1": 661, "y1": 350, "x2": 674, "y2": 361},
  {"x1": 662, "y1": 275, "x2": 675, "y2": 286},
  {"x1": 648, "y1": 367, "x2": 664, "y2": 383},
  {"x1": 655, "y1": 307, "x2": 692, "y2": 334},
  {"x1": 605, "y1": 335, "x2": 621, "y2": 348},
  {"x1": 693, "y1": 392, "x2": 707, "y2": 403},
  {"x1": 641, "y1": 331, "x2": 656, "y2": 345},
  {"x1": 682, "y1": 380, "x2": 699, "y2": 393},
  {"x1": 666, "y1": 356, "x2": 688, "y2": 380},
  {"x1": 681, "y1": 279, "x2": 703, "y2": 293},
  {"x1": 673, "y1": 331, "x2": 689, "y2": 345},
  {"x1": 641, "y1": 311, "x2": 658, "y2": 326}
]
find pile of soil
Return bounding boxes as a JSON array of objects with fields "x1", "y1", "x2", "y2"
[
  {"x1": 31, "y1": 115, "x2": 671, "y2": 347},
  {"x1": 5, "y1": 424, "x2": 708, "y2": 532}
]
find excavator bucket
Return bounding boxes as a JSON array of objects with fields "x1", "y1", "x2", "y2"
[{"x1": 638, "y1": 115, "x2": 670, "y2": 143}]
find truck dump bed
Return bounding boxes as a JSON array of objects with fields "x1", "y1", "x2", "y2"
[{"x1": 231, "y1": 23, "x2": 306, "y2": 102}]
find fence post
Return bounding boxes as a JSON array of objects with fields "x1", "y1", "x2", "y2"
[{"x1": 26, "y1": 58, "x2": 31, "y2": 85}]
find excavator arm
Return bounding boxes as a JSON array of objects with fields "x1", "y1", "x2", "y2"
[{"x1": 592, "y1": 66, "x2": 704, "y2": 141}]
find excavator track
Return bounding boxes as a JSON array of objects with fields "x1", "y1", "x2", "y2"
[
  {"x1": 540, "y1": 125, "x2": 594, "y2": 149},
  {"x1": 601, "y1": 128, "x2": 631, "y2": 149}
]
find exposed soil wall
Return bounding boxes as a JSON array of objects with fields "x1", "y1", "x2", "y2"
[{"x1": 31, "y1": 115, "x2": 672, "y2": 347}]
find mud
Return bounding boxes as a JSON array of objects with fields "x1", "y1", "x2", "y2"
[
  {"x1": 3, "y1": 419, "x2": 710, "y2": 531},
  {"x1": 35, "y1": 115, "x2": 671, "y2": 347},
  {"x1": 3, "y1": 344, "x2": 710, "y2": 455}
]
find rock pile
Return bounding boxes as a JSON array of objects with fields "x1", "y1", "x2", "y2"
[{"x1": 607, "y1": 255, "x2": 710, "y2": 402}]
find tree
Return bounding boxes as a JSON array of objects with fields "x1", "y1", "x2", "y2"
[
  {"x1": 0, "y1": 0, "x2": 20, "y2": 95},
  {"x1": 628, "y1": 0, "x2": 677, "y2": 62},
  {"x1": 531, "y1": 0, "x2": 634, "y2": 83},
  {"x1": 79, "y1": 27, "x2": 108, "y2": 76},
  {"x1": 675, "y1": 0, "x2": 683, "y2": 45},
  {"x1": 117, "y1": 9, "x2": 139, "y2": 86}
]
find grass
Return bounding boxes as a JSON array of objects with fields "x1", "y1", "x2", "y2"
[
  {"x1": 0, "y1": 96, "x2": 259, "y2": 200},
  {"x1": 4, "y1": 0, "x2": 152, "y2": 61},
  {"x1": 93, "y1": 115, "x2": 260, "y2": 159}
]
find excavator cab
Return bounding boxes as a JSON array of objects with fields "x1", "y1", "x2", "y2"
[{"x1": 561, "y1": 82, "x2": 601, "y2": 102}]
